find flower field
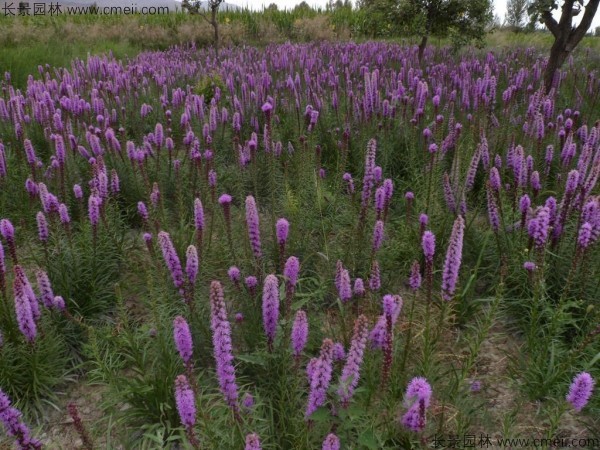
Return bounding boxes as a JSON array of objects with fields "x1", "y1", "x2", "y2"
[{"x1": 0, "y1": 42, "x2": 599, "y2": 448}]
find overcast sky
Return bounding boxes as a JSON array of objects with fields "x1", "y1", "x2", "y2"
[{"x1": 237, "y1": 0, "x2": 600, "y2": 29}]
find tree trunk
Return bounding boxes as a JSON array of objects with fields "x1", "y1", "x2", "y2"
[
  {"x1": 418, "y1": 35, "x2": 428, "y2": 64},
  {"x1": 543, "y1": 40, "x2": 569, "y2": 94}
]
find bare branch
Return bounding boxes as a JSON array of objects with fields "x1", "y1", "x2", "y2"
[{"x1": 541, "y1": 9, "x2": 560, "y2": 36}]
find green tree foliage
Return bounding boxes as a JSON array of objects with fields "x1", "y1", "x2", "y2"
[
  {"x1": 398, "y1": 0, "x2": 494, "y2": 60},
  {"x1": 505, "y1": 0, "x2": 530, "y2": 30}
]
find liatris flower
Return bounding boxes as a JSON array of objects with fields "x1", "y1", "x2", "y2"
[
  {"x1": 88, "y1": 195, "x2": 100, "y2": 230},
  {"x1": 242, "y1": 393, "x2": 254, "y2": 411},
  {"x1": 566, "y1": 372, "x2": 595, "y2": 412},
  {"x1": 245, "y1": 433, "x2": 261, "y2": 450},
  {"x1": 36, "y1": 211, "x2": 49, "y2": 244},
  {"x1": 360, "y1": 139, "x2": 378, "y2": 222},
  {"x1": 443, "y1": 173, "x2": 456, "y2": 213},
  {"x1": 338, "y1": 268, "x2": 352, "y2": 302},
  {"x1": 334, "y1": 260, "x2": 343, "y2": 292},
  {"x1": 58, "y1": 204, "x2": 70, "y2": 226},
  {"x1": 276, "y1": 218, "x2": 289, "y2": 245},
  {"x1": 143, "y1": 233, "x2": 153, "y2": 253},
  {"x1": 110, "y1": 169, "x2": 120, "y2": 194},
  {"x1": 486, "y1": 187, "x2": 500, "y2": 233},
  {"x1": 523, "y1": 261, "x2": 537, "y2": 272},
  {"x1": 174, "y1": 375, "x2": 199, "y2": 447},
  {"x1": 372, "y1": 220, "x2": 384, "y2": 253},
  {"x1": 262, "y1": 274, "x2": 280, "y2": 351},
  {"x1": 375, "y1": 186, "x2": 386, "y2": 219},
  {"x1": 173, "y1": 316, "x2": 193, "y2": 365},
  {"x1": 343, "y1": 173, "x2": 355, "y2": 194},
  {"x1": 228, "y1": 266, "x2": 241, "y2": 286},
  {"x1": 245, "y1": 196, "x2": 262, "y2": 259},
  {"x1": 422, "y1": 231, "x2": 435, "y2": 263},
  {"x1": 0, "y1": 241, "x2": 5, "y2": 296},
  {"x1": 245, "y1": 276, "x2": 258, "y2": 296},
  {"x1": 441, "y1": 216, "x2": 465, "y2": 301},
  {"x1": 186, "y1": 245, "x2": 199, "y2": 286},
  {"x1": 577, "y1": 222, "x2": 593, "y2": 249},
  {"x1": 305, "y1": 339, "x2": 335, "y2": 419},
  {"x1": 519, "y1": 194, "x2": 531, "y2": 230},
  {"x1": 53, "y1": 295, "x2": 65, "y2": 312},
  {"x1": 137, "y1": 201, "x2": 149, "y2": 224},
  {"x1": 322, "y1": 433, "x2": 340, "y2": 450},
  {"x1": 353, "y1": 278, "x2": 365, "y2": 298},
  {"x1": 409, "y1": 260, "x2": 422, "y2": 291},
  {"x1": 338, "y1": 314, "x2": 369, "y2": 406},
  {"x1": 490, "y1": 167, "x2": 501, "y2": 192},
  {"x1": 209, "y1": 281, "x2": 239, "y2": 410},
  {"x1": 13, "y1": 267, "x2": 37, "y2": 342},
  {"x1": 150, "y1": 182, "x2": 161, "y2": 208},
  {"x1": 284, "y1": 256, "x2": 300, "y2": 313},
  {"x1": 0, "y1": 218, "x2": 17, "y2": 263},
  {"x1": 527, "y1": 206, "x2": 550, "y2": 250},
  {"x1": 333, "y1": 343, "x2": 346, "y2": 361},
  {"x1": 291, "y1": 310, "x2": 309, "y2": 357},
  {"x1": 35, "y1": 269, "x2": 54, "y2": 309},
  {"x1": 276, "y1": 218, "x2": 290, "y2": 267},
  {"x1": 369, "y1": 260, "x2": 381, "y2": 291},
  {"x1": 158, "y1": 231, "x2": 185, "y2": 295},
  {"x1": 73, "y1": 184, "x2": 83, "y2": 200},
  {"x1": 0, "y1": 388, "x2": 42, "y2": 449},
  {"x1": 401, "y1": 377, "x2": 432, "y2": 432},
  {"x1": 67, "y1": 403, "x2": 94, "y2": 450},
  {"x1": 193, "y1": 198, "x2": 204, "y2": 249},
  {"x1": 419, "y1": 213, "x2": 428, "y2": 236},
  {"x1": 381, "y1": 295, "x2": 402, "y2": 386}
]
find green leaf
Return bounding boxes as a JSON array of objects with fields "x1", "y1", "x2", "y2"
[
  {"x1": 236, "y1": 354, "x2": 267, "y2": 366},
  {"x1": 358, "y1": 430, "x2": 379, "y2": 449},
  {"x1": 308, "y1": 407, "x2": 331, "y2": 422}
]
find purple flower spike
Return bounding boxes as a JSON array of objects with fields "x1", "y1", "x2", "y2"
[
  {"x1": 0, "y1": 388, "x2": 42, "y2": 449},
  {"x1": 338, "y1": 315, "x2": 369, "y2": 406},
  {"x1": 409, "y1": 261, "x2": 422, "y2": 291},
  {"x1": 566, "y1": 372, "x2": 595, "y2": 412},
  {"x1": 284, "y1": 256, "x2": 300, "y2": 287},
  {"x1": 262, "y1": 274, "x2": 280, "y2": 351},
  {"x1": 422, "y1": 231, "x2": 435, "y2": 263},
  {"x1": 441, "y1": 216, "x2": 465, "y2": 301},
  {"x1": 245, "y1": 276, "x2": 258, "y2": 296},
  {"x1": 369, "y1": 260, "x2": 381, "y2": 291},
  {"x1": 276, "y1": 218, "x2": 290, "y2": 245},
  {"x1": 338, "y1": 268, "x2": 352, "y2": 302},
  {"x1": 35, "y1": 269, "x2": 54, "y2": 309},
  {"x1": 245, "y1": 433, "x2": 262, "y2": 450},
  {"x1": 210, "y1": 281, "x2": 239, "y2": 410},
  {"x1": 401, "y1": 377, "x2": 432, "y2": 432},
  {"x1": 372, "y1": 220, "x2": 384, "y2": 252},
  {"x1": 174, "y1": 374, "x2": 196, "y2": 428},
  {"x1": 305, "y1": 339, "x2": 335, "y2": 419},
  {"x1": 245, "y1": 196, "x2": 262, "y2": 259},
  {"x1": 173, "y1": 316, "x2": 193, "y2": 365},
  {"x1": 218, "y1": 194, "x2": 232, "y2": 205},
  {"x1": 36, "y1": 212, "x2": 49, "y2": 243},
  {"x1": 88, "y1": 196, "x2": 100, "y2": 228},
  {"x1": 353, "y1": 278, "x2": 365, "y2": 298},
  {"x1": 13, "y1": 267, "x2": 37, "y2": 343},
  {"x1": 158, "y1": 231, "x2": 184, "y2": 295},
  {"x1": 185, "y1": 245, "x2": 199, "y2": 285},
  {"x1": 322, "y1": 433, "x2": 341, "y2": 450},
  {"x1": 291, "y1": 310, "x2": 309, "y2": 357},
  {"x1": 228, "y1": 266, "x2": 241, "y2": 283}
]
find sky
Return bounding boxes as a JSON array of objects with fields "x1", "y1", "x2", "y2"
[{"x1": 237, "y1": 0, "x2": 600, "y2": 29}]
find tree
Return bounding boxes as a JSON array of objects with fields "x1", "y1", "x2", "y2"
[
  {"x1": 396, "y1": 0, "x2": 494, "y2": 62},
  {"x1": 182, "y1": 0, "x2": 225, "y2": 59},
  {"x1": 505, "y1": 0, "x2": 530, "y2": 30},
  {"x1": 529, "y1": 0, "x2": 600, "y2": 93}
]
